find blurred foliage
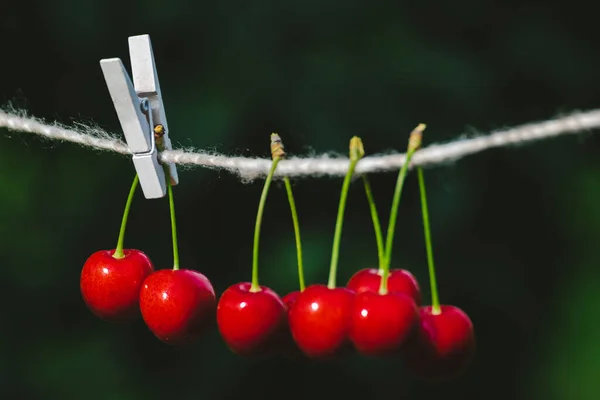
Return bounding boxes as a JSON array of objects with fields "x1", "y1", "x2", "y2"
[{"x1": 2, "y1": 0, "x2": 600, "y2": 399}]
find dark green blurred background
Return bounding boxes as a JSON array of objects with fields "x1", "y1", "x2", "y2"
[{"x1": 2, "y1": 1, "x2": 600, "y2": 399}]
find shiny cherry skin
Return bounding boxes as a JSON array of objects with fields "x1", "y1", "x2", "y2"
[
  {"x1": 403, "y1": 305, "x2": 475, "y2": 381},
  {"x1": 217, "y1": 282, "x2": 286, "y2": 356},
  {"x1": 282, "y1": 290, "x2": 301, "y2": 310},
  {"x1": 347, "y1": 268, "x2": 422, "y2": 305},
  {"x1": 139, "y1": 269, "x2": 216, "y2": 346},
  {"x1": 288, "y1": 284, "x2": 355, "y2": 359},
  {"x1": 80, "y1": 249, "x2": 154, "y2": 322},
  {"x1": 349, "y1": 291, "x2": 418, "y2": 356}
]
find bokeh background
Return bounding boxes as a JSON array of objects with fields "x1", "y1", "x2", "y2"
[{"x1": 2, "y1": 1, "x2": 600, "y2": 399}]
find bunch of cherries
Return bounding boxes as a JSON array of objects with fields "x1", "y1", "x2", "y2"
[{"x1": 80, "y1": 125, "x2": 475, "y2": 381}]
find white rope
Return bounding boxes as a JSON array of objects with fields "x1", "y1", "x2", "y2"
[{"x1": 2, "y1": 108, "x2": 599, "y2": 181}]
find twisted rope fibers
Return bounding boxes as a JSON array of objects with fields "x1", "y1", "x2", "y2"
[{"x1": 2, "y1": 108, "x2": 600, "y2": 181}]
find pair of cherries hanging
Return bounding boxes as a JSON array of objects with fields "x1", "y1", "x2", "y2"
[
  {"x1": 79, "y1": 125, "x2": 474, "y2": 382},
  {"x1": 79, "y1": 169, "x2": 216, "y2": 345}
]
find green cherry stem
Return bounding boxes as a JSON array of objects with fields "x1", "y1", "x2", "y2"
[
  {"x1": 271, "y1": 134, "x2": 305, "y2": 291},
  {"x1": 284, "y1": 177, "x2": 305, "y2": 291},
  {"x1": 166, "y1": 168, "x2": 180, "y2": 270},
  {"x1": 417, "y1": 166, "x2": 441, "y2": 315},
  {"x1": 327, "y1": 136, "x2": 364, "y2": 289},
  {"x1": 113, "y1": 174, "x2": 140, "y2": 259},
  {"x1": 380, "y1": 124, "x2": 425, "y2": 294},
  {"x1": 156, "y1": 127, "x2": 181, "y2": 270},
  {"x1": 362, "y1": 175, "x2": 385, "y2": 270},
  {"x1": 250, "y1": 134, "x2": 283, "y2": 293}
]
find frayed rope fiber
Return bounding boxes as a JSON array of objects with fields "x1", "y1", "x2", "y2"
[{"x1": 2, "y1": 108, "x2": 600, "y2": 181}]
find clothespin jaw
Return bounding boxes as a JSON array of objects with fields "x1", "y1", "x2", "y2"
[{"x1": 100, "y1": 34, "x2": 178, "y2": 199}]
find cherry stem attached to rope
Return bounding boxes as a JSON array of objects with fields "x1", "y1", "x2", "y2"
[
  {"x1": 328, "y1": 136, "x2": 364, "y2": 289},
  {"x1": 379, "y1": 124, "x2": 425, "y2": 294},
  {"x1": 250, "y1": 134, "x2": 283, "y2": 292}
]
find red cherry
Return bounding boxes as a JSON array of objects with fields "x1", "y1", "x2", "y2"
[
  {"x1": 347, "y1": 268, "x2": 422, "y2": 305},
  {"x1": 139, "y1": 269, "x2": 216, "y2": 346},
  {"x1": 349, "y1": 291, "x2": 418, "y2": 356},
  {"x1": 288, "y1": 284, "x2": 354, "y2": 358},
  {"x1": 403, "y1": 305, "x2": 475, "y2": 381},
  {"x1": 80, "y1": 249, "x2": 154, "y2": 322},
  {"x1": 282, "y1": 290, "x2": 300, "y2": 310},
  {"x1": 217, "y1": 282, "x2": 286, "y2": 356}
]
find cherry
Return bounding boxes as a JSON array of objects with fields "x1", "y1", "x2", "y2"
[
  {"x1": 140, "y1": 168, "x2": 216, "y2": 345},
  {"x1": 349, "y1": 290, "x2": 418, "y2": 356},
  {"x1": 216, "y1": 134, "x2": 287, "y2": 356},
  {"x1": 288, "y1": 284, "x2": 355, "y2": 358},
  {"x1": 403, "y1": 133, "x2": 475, "y2": 379},
  {"x1": 80, "y1": 249, "x2": 154, "y2": 322},
  {"x1": 289, "y1": 137, "x2": 364, "y2": 358},
  {"x1": 217, "y1": 283, "x2": 286, "y2": 355},
  {"x1": 348, "y1": 128, "x2": 423, "y2": 356},
  {"x1": 347, "y1": 268, "x2": 421, "y2": 304},
  {"x1": 80, "y1": 175, "x2": 154, "y2": 322},
  {"x1": 403, "y1": 305, "x2": 475, "y2": 381},
  {"x1": 139, "y1": 268, "x2": 216, "y2": 345}
]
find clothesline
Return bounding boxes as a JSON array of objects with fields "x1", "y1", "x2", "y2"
[{"x1": 1, "y1": 108, "x2": 599, "y2": 180}]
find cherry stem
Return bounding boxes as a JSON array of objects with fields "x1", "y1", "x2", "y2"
[
  {"x1": 362, "y1": 175, "x2": 385, "y2": 270},
  {"x1": 417, "y1": 166, "x2": 441, "y2": 314},
  {"x1": 166, "y1": 169, "x2": 180, "y2": 270},
  {"x1": 328, "y1": 136, "x2": 364, "y2": 289},
  {"x1": 284, "y1": 177, "x2": 305, "y2": 292},
  {"x1": 380, "y1": 124, "x2": 425, "y2": 294},
  {"x1": 113, "y1": 174, "x2": 139, "y2": 259},
  {"x1": 250, "y1": 134, "x2": 283, "y2": 292}
]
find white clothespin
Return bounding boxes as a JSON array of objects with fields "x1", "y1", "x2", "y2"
[{"x1": 99, "y1": 34, "x2": 178, "y2": 199}]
